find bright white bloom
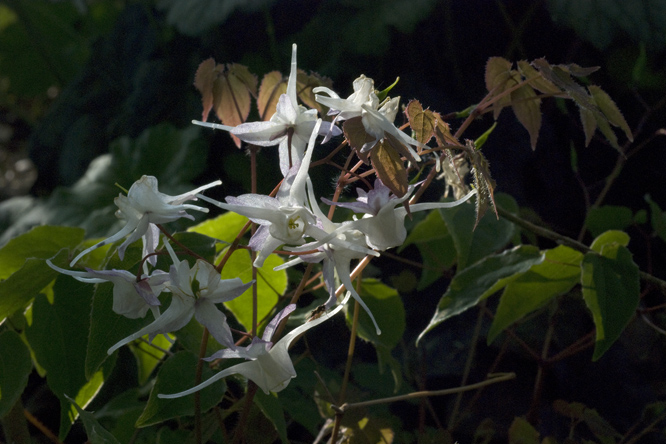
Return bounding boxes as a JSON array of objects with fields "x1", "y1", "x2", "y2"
[
  {"x1": 315, "y1": 75, "x2": 423, "y2": 160},
  {"x1": 107, "y1": 241, "x2": 252, "y2": 355},
  {"x1": 46, "y1": 260, "x2": 169, "y2": 319},
  {"x1": 158, "y1": 293, "x2": 351, "y2": 397},
  {"x1": 70, "y1": 175, "x2": 220, "y2": 267},
  {"x1": 325, "y1": 179, "x2": 477, "y2": 252},
  {"x1": 193, "y1": 44, "x2": 341, "y2": 176}
]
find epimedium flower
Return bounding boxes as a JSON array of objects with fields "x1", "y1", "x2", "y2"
[
  {"x1": 193, "y1": 44, "x2": 341, "y2": 176},
  {"x1": 324, "y1": 178, "x2": 477, "y2": 252},
  {"x1": 46, "y1": 259, "x2": 169, "y2": 319},
  {"x1": 70, "y1": 175, "x2": 221, "y2": 267},
  {"x1": 158, "y1": 293, "x2": 351, "y2": 397},
  {"x1": 107, "y1": 239, "x2": 253, "y2": 355},
  {"x1": 314, "y1": 75, "x2": 423, "y2": 160}
]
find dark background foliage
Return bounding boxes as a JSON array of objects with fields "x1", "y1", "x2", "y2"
[{"x1": 1, "y1": 0, "x2": 665, "y2": 442}]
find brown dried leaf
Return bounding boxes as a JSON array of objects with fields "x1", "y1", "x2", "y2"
[
  {"x1": 517, "y1": 60, "x2": 561, "y2": 95},
  {"x1": 431, "y1": 112, "x2": 460, "y2": 147},
  {"x1": 462, "y1": 140, "x2": 497, "y2": 228},
  {"x1": 343, "y1": 116, "x2": 375, "y2": 155},
  {"x1": 258, "y1": 71, "x2": 286, "y2": 121},
  {"x1": 485, "y1": 57, "x2": 514, "y2": 119},
  {"x1": 511, "y1": 83, "x2": 542, "y2": 150},
  {"x1": 193, "y1": 58, "x2": 217, "y2": 122},
  {"x1": 297, "y1": 70, "x2": 333, "y2": 114},
  {"x1": 404, "y1": 100, "x2": 435, "y2": 145},
  {"x1": 371, "y1": 139, "x2": 409, "y2": 198},
  {"x1": 588, "y1": 85, "x2": 633, "y2": 142}
]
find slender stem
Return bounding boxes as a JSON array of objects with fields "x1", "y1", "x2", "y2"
[
  {"x1": 232, "y1": 383, "x2": 259, "y2": 444},
  {"x1": 194, "y1": 327, "x2": 210, "y2": 444},
  {"x1": 447, "y1": 301, "x2": 486, "y2": 430},
  {"x1": 1, "y1": 399, "x2": 32, "y2": 444},
  {"x1": 335, "y1": 373, "x2": 516, "y2": 412},
  {"x1": 527, "y1": 318, "x2": 554, "y2": 424}
]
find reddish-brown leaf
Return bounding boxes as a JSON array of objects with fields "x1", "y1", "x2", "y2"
[
  {"x1": 404, "y1": 100, "x2": 435, "y2": 145},
  {"x1": 297, "y1": 70, "x2": 333, "y2": 114},
  {"x1": 511, "y1": 83, "x2": 542, "y2": 150},
  {"x1": 193, "y1": 58, "x2": 217, "y2": 122},
  {"x1": 517, "y1": 60, "x2": 561, "y2": 95},
  {"x1": 228, "y1": 63, "x2": 258, "y2": 97},
  {"x1": 211, "y1": 64, "x2": 257, "y2": 148},
  {"x1": 485, "y1": 57, "x2": 514, "y2": 119},
  {"x1": 258, "y1": 71, "x2": 285, "y2": 121},
  {"x1": 371, "y1": 139, "x2": 409, "y2": 198},
  {"x1": 431, "y1": 112, "x2": 460, "y2": 147},
  {"x1": 343, "y1": 117, "x2": 375, "y2": 155},
  {"x1": 588, "y1": 85, "x2": 633, "y2": 142}
]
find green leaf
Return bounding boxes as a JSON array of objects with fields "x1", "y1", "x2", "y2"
[
  {"x1": 418, "y1": 245, "x2": 544, "y2": 344},
  {"x1": 65, "y1": 395, "x2": 121, "y2": 444},
  {"x1": 346, "y1": 279, "x2": 405, "y2": 350},
  {"x1": 0, "y1": 330, "x2": 32, "y2": 417},
  {"x1": 508, "y1": 417, "x2": 539, "y2": 444},
  {"x1": 0, "y1": 225, "x2": 84, "y2": 280},
  {"x1": 254, "y1": 390, "x2": 289, "y2": 444},
  {"x1": 645, "y1": 194, "x2": 666, "y2": 243},
  {"x1": 221, "y1": 249, "x2": 287, "y2": 332},
  {"x1": 188, "y1": 210, "x2": 249, "y2": 245},
  {"x1": 585, "y1": 206, "x2": 634, "y2": 238},
  {"x1": 588, "y1": 85, "x2": 633, "y2": 142},
  {"x1": 439, "y1": 192, "x2": 517, "y2": 270},
  {"x1": 0, "y1": 249, "x2": 69, "y2": 323},
  {"x1": 25, "y1": 276, "x2": 97, "y2": 439},
  {"x1": 488, "y1": 245, "x2": 583, "y2": 343},
  {"x1": 580, "y1": 245, "x2": 640, "y2": 360},
  {"x1": 589, "y1": 229, "x2": 630, "y2": 254},
  {"x1": 401, "y1": 209, "x2": 456, "y2": 290},
  {"x1": 136, "y1": 351, "x2": 226, "y2": 427},
  {"x1": 131, "y1": 334, "x2": 173, "y2": 385}
]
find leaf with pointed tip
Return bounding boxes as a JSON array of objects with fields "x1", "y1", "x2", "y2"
[
  {"x1": 343, "y1": 116, "x2": 375, "y2": 157},
  {"x1": 417, "y1": 245, "x2": 544, "y2": 344},
  {"x1": 296, "y1": 70, "x2": 333, "y2": 114},
  {"x1": 258, "y1": 71, "x2": 286, "y2": 121},
  {"x1": 371, "y1": 139, "x2": 409, "y2": 198},
  {"x1": 213, "y1": 64, "x2": 257, "y2": 148},
  {"x1": 193, "y1": 58, "x2": 217, "y2": 122},
  {"x1": 508, "y1": 417, "x2": 539, "y2": 444},
  {"x1": 588, "y1": 85, "x2": 633, "y2": 142},
  {"x1": 517, "y1": 60, "x2": 561, "y2": 95},
  {"x1": 563, "y1": 63, "x2": 600, "y2": 77},
  {"x1": 0, "y1": 331, "x2": 32, "y2": 418},
  {"x1": 431, "y1": 111, "x2": 459, "y2": 147},
  {"x1": 579, "y1": 107, "x2": 597, "y2": 146},
  {"x1": 581, "y1": 245, "x2": 639, "y2": 360},
  {"x1": 485, "y1": 57, "x2": 514, "y2": 119},
  {"x1": 511, "y1": 82, "x2": 541, "y2": 150},
  {"x1": 66, "y1": 395, "x2": 121, "y2": 444},
  {"x1": 405, "y1": 100, "x2": 435, "y2": 145}
]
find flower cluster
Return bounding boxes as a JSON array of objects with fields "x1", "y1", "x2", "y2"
[{"x1": 49, "y1": 43, "x2": 476, "y2": 399}]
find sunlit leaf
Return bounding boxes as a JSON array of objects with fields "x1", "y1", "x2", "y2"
[
  {"x1": 488, "y1": 245, "x2": 583, "y2": 343},
  {"x1": 589, "y1": 229, "x2": 630, "y2": 254},
  {"x1": 432, "y1": 112, "x2": 459, "y2": 147},
  {"x1": 221, "y1": 249, "x2": 287, "y2": 332},
  {"x1": 0, "y1": 331, "x2": 32, "y2": 418},
  {"x1": 517, "y1": 60, "x2": 561, "y2": 95},
  {"x1": 193, "y1": 58, "x2": 217, "y2": 122},
  {"x1": 511, "y1": 82, "x2": 542, "y2": 150},
  {"x1": 258, "y1": 71, "x2": 286, "y2": 121},
  {"x1": 405, "y1": 100, "x2": 435, "y2": 145},
  {"x1": 371, "y1": 139, "x2": 409, "y2": 198},
  {"x1": 485, "y1": 57, "x2": 514, "y2": 119},
  {"x1": 131, "y1": 334, "x2": 173, "y2": 385},
  {"x1": 418, "y1": 245, "x2": 544, "y2": 344},
  {"x1": 188, "y1": 210, "x2": 249, "y2": 246},
  {"x1": 212, "y1": 63, "x2": 258, "y2": 148},
  {"x1": 581, "y1": 245, "x2": 639, "y2": 360},
  {"x1": 136, "y1": 351, "x2": 226, "y2": 427},
  {"x1": 588, "y1": 85, "x2": 633, "y2": 142}
]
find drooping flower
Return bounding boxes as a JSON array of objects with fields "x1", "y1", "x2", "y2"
[
  {"x1": 158, "y1": 293, "x2": 351, "y2": 397},
  {"x1": 70, "y1": 175, "x2": 221, "y2": 267},
  {"x1": 107, "y1": 240, "x2": 252, "y2": 355},
  {"x1": 46, "y1": 259, "x2": 169, "y2": 319},
  {"x1": 193, "y1": 44, "x2": 341, "y2": 176},
  {"x1": 314, "y1": 76, "x2": 423, "y2": 160}
]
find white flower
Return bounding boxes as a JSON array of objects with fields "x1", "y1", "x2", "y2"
[
  {"x1": 193, "y1": 44, "x2": 341, "y2": 176},
  {"x1": 314, "y1": 74, "x2": 378, "y2": 123},
  {"x1": 158, "y1": 293, "x2": 351, "y2": 397},
  {"x1": 107, "y1": 241, "x2": 252, "y2": 355},
  {"x1": 46, "y1": 259, "x2": 168, "y2": 319},
  {"x1": 70, "y1": 175, "x2": 220, "y2": 267}
]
